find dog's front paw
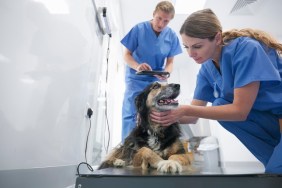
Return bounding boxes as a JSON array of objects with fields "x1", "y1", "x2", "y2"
[
  {"x1": 113, "y1": 159, "x2": 125, "y2": 168},
  {"x1": 157, "y1": 160, "x2": 182, "y2": 173}
]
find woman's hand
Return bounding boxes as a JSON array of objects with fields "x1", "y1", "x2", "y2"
[{"x1": 150, "y1": 107, "x2": 184, "y2": 126}]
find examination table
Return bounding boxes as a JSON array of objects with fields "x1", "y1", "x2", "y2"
[{"x1": 75, "y1": 163, "x2": 282, "y2": 188}]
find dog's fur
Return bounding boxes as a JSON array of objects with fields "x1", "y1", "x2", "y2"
[{"x1": 98, "y1": 82, "x2": 191, "y2": 173}]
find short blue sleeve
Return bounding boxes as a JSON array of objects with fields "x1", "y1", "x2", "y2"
[
  {"x1": 232, "y1": 38, "x2": 281, "y2": 88},
  {"x1": 120, "y1": 25, "x2": 139, "y2": 52},
  {"x1": 193, "y1": 66, "x2": 215, "y2": 102}
]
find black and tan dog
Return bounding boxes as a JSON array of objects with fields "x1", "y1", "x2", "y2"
[{"x1": 98, "y1": 82, "x2": 191, "y2": 173}]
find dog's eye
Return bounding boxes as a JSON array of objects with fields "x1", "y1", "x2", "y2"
[{"x1": 152, "y1": 83, "x2": 160, "y2": 89}]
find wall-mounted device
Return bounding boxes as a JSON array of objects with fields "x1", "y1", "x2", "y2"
[{"x1": 97, "y1": 7, "x2": 112, "y2": 37}]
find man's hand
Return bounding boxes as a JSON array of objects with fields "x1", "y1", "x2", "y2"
[{"x1": 136, "y1": 63, "x2": 152, "y2": 71}]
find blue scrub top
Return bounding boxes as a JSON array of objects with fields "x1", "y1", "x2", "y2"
[
  {"x1": 121, "y1": 21, "x2": 182, "y2": 81},
  {"x1": 194, "y1": 37, "x2": 282, "y2": 116}
]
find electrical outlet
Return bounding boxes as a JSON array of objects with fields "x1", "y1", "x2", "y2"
[{"x1": 87, "y1": 108, "x2": 93, "y2": 118}]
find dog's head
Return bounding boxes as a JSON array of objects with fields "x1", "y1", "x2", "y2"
[
  {"x1": 135, "y1": 82, "x2": 180, "y2": 128},
  {"x1": 146, "y1": 82, "x2": 180, "y2": 111}
]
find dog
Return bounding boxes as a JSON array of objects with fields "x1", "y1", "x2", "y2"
[{"x1": 98, "y1": 82, "x2": 191, "y2": 173}]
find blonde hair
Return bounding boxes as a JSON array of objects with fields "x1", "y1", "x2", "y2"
[
  {"x1": 223, "y1": 28, "x2": 282, "y2": 54},
  {"x1": 180, "y1": 8, "x2": 282, "y2": 54},
  {"x1": 154, "y1": 1, "x2": 175, "y2": 19}
]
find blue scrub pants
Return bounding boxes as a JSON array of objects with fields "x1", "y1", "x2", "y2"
[
  {"x1": 122, "y1": 79, "x2": 156, "y2": 142},
  {"x1": 213, "y1": 98, "x2": 282, "y2": 173}
]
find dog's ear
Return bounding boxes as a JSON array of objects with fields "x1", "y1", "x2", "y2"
[
  {"x1": 135, "y1": 90, "x2": 148, "y2": 113},
  {"x1": 135, "y1": 82, "x2": 155, "y2": 114},
  {"x1": 135, "y1": 82, "x2": 158, "y2": 112},
  {"x1": 135, "y1": 87, "x2": 150, "y2": 127}
]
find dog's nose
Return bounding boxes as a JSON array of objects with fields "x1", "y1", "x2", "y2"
[
  {"x1": 174, "y1": 84, "x2": 180, "y2": 89},
  {"x1": 171, "y1": 83, "x2": 180, "y2": 89}
]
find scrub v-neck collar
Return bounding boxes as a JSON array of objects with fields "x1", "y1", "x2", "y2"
[{"x1": 148, "y1": 21, "x2": 166, "y2": 39}]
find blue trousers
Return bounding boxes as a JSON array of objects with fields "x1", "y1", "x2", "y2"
[{"x1": 213, "y1": 98, "x2": 282, "y2": 173}]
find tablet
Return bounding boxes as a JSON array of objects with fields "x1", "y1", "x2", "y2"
[{"x1": 136, "y1": 71, "x2": 170, "y2": 77}]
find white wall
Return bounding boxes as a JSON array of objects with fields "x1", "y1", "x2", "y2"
[{"x1": 0, "y1": 0, "x2": 115, "y2": 187}]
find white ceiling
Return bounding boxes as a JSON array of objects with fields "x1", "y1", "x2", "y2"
[{"x1": 119, "y1": 0, "x2": 282, "y2": 40}]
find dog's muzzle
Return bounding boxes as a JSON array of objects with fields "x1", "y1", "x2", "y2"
[{"x1": 155, "y1": 83, "x2": 180, "y2": 111}]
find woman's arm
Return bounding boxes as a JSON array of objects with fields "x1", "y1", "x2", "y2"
[
  {"x1": 178, "y1": 99, "x2": 207, "y2": 124},
  {"x1": 151, "y1": 81, "x2": 260, "y2": 126},
  {"x1": 186, "y1": 81, "x2": 260, "y2": 121}
]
